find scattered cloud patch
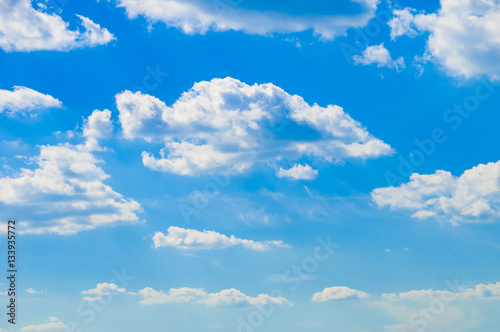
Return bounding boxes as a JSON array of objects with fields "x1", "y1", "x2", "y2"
[
  {"x1": 371, "y1": 161, "x2": 500, "y2": 224},
  {"x1": 385, "y1": 247, "x2": 410, "y2": 253},
  {"x1": 25, "y1": 288, "x2": 45, "y2": 294},
  {"x1": 352, "y1": 44, "x2": 405, "y2": 71},
  {"x1": 138, "y1": 286, "x2": 291, "y2": 307},
  {"x1": 0, "y1": 0, "x2": 114, "y2": 52},
  {"x1": 389, "y1": 0, "x2": 500, "y2": 80},
  {"x1": 269, "y1": 273, "x2": 316, "y2": 282},
  {"x1": 276, "y1": 164, "x2": 318, "y2": 180},
  {"x1": 389, "y1": 8, "x2": 420, "y2": 39},
  {"x1": 383, "y1": 281, "x2": 500, "y2": 301},
  {"x1": 81, "y1": 283, "x2": 126, "y2": 301},
  {"x1": 0, "y1": 86, "x2": 62, "y2": 117},
  {"x1": 21, "y1": 317, "x2": 67, "y2": 331},
  {"x1": 153, "y1": 226, "x2": 290, "y2": 251},
  {"x1": 311, "y1": 286, "x2": 369, "y2": 301}
]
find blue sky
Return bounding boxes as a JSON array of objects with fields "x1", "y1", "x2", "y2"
[{"x1": 1, "y1": 0, "x2": 500, "y2": 331}]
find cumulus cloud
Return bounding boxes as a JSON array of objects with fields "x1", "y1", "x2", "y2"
[
  {"x1": 371, "y1": 161, "x2": 500, "y2": 224},
  {"x1": 21, "y1": 317, "x2": 67, "y2": 331},
  {"x1": 352, "y1": 44, "x2": 405, "y2": 71},
  {"x1": 82, "y1": 109, "x2": 114, "y2": 150},
  {"x1": 81, "y1": 283, "x2": 126, "y2": 301},
  {"x1": 116, "y1": 0, "x2": 379, "y2": 40},
  {"x1": 276, "y1": 164, "x2": 318, "y2": 180},
  {"x1": 311, "y1": 286, "x2": 369, "y2": 302},
  {"x1": 116, "y1": 77, "x2": 393, "y2": 176},
  {"x1": 138, "y1": 286, "x2": 291, "y2": 307},
  {"x1": 389, "y1": 0, "x2": 500, "y2": 80},
  {"x1": 0, "y1": 0, "x2": 114, "y2": 52},
  {"x1": 0, "y1": 86, "x2": 62, "y2": 116},
  {"x1": 153, "y1": 226, "x2": 289, "y2": 251},
  {"x1": 0, "y1": 112, "x2": 141, "y2": 235},
  {"x1": 83, "y1": 109, "x2": 114, "y2": 140}
]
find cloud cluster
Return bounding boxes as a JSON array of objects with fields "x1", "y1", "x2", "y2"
[
  {"x1": 352, "y1": 44, "x2": 405, "y2": 71},
  {"x1": 0, "y1": 110, "x2": 142, "y2": 235},
  {"x1": 116, "y1": 0, "x2": 379, "y2": 40},
  {"x1": 371, "y1": 161, "x2": 500, "y2": 224},
  {"x1": 311, "y1": 286, "x2": 369, "y2": 302},
  {"x1": 116, "y1": 77, "x2": 393, "y2": 176},
  {"x1": 153, "y1": 226, "x2": 289, "y2": 251},
  {"x1": 138, "y1": 286, "x2": 291, "y2": 307},
  {"x1": 0, "y1": 86, "x2": 62, "y2": 117},
  {"x1": 389, "y1": 0, "x2": 500, "y2": 80},
  {"x1": 0, "y1": 0, "x2": 114, "y2": 52}
]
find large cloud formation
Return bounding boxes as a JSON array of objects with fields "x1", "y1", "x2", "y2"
[
  {"x1": 116, "y1": 77, "x2": 393, "y2": 176},
  {"x1": 116, "y1": 0, "x2": 379, "y2": 40},
  {"x1": 372, "y1": 161, "x2": 500, "y2": 224},
  {"x1": 0, "y1": 110, "x2": 141, "y2": 235},
  {"x1": 0, "y1": 0, "x2": 114, "y2": 52},
  {"x1": 389, "y1": 0, "x2": 500, "y2": 80}
]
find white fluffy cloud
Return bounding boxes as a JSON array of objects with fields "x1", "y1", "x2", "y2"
[
  {"x1": 116, "y1": 0, "x2": 378, "y2": 40},
  {"x1": 138, "y1": 286, "x2": 291, "y2": 307},
  {"x1": 389, "y1": 0, "x2": 500, "y2": 80},
  {"x1": 153, "y1": 226, "x2": 289, "y2": 251},
  {"x1": 116, "y1": 77, "x2": 393, "y2": 176},
  {"x1": 311, "y1": 286, "x2": 369, "y2": 302},
  {"x1": 0, "y1": 110, "x2": 141, "y2": 235},
  {"x1": 352, "y1": 44, "x2": 405, "y2": 71},
  {"x1": 82, "y1": 109, "x2": 114, "y2": 150},
  {"x1": 371, "y1": 161, "x2": 500, "y2": 224},
  {"x1": 81, "y1": 283, "x2": 126, "y2": 301},
  {"x1": 276, "y1": 164, "x2": 318, "y2": 180},
  {"x1": 83, "y1": 109, "x2": 114, "y2": 140},
  {"x1": 0, "y1": 0, "x2": 114, "y2": 52},
  {"x1": 21, "y1": 317, "x2": 67, "y2": 331},
  {"x1": 0, "y1": 86, "x2": 62, "y2": 116}
]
